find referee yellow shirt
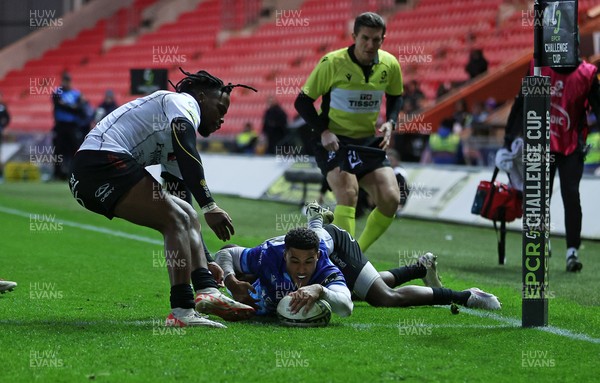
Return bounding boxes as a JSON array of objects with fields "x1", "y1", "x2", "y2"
[{"x1": 302, "y1": 46, "x2": 403, "y2": 139}]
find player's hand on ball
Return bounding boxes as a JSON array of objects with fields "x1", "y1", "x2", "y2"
[
  {"x1": 207, "y1": 261, "x2": 225, "y2": 287},
  {"x1": 288, "y1": 285, "x2": 323, "y2": 315},
  {"x1": 204, "y1": 207, "x2": 234, "y2": 241}
]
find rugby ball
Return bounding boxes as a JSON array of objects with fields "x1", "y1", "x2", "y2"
[{"x1": 276, "y1": 295, "x2": 332, "y2": 327}]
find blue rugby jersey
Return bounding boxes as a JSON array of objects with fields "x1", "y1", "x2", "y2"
[{"x1": 240, "y1": 235, "x2": 346, "y2": 315}]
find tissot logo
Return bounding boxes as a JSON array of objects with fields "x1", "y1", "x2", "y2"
[
  {"x1": 95, "y1": 183, "x2": 111, "y2": 198},
  {"x1": 360, "y1": 94, "x2": 372, "y2": 100}
]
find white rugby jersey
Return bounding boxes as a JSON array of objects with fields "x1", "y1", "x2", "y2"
[{"x1": 80, "y1": 91, "x2": 201, "y2": 167}]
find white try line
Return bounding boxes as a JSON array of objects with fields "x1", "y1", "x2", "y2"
[{"x1": 2, "y1": 205, "x2": 599, "y2": 344}]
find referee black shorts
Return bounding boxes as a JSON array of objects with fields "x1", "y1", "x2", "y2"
[
  {"x1": 314, "y1": 136, "x2": 391, "y2": 179},
  {"x1": 69, "y1": 150, "x2": 148, "y2": 219}
]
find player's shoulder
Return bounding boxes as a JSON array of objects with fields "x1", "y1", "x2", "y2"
[{"x1": 163, "y1": 91, "x2": 197, "y2": 106}]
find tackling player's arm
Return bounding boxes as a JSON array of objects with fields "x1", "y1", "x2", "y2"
[{"x1": 171, "y1": 117, "x2": 234, "y2": 241}]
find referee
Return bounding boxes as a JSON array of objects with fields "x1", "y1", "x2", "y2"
[{"x1": 295, "y1": 12, "x2": 403, "y2": 252}]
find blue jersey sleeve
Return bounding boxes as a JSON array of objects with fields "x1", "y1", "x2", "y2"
[{"x1": 239, "y1": 245, "x2": 263, "y2": 275}]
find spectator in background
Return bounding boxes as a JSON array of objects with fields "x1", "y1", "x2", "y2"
[
  {"x1": 77, "y1": 95, "x2": 95, "y2": 140},
  {"x1": 94, "y1": 89, "x2": 118, "y2": 124},
  {"x1": 470, "y1": 101, "x2": 489, "y2": 126},
  {"x1": 504, "y1": 58, "x2": 600, "y2": 272},
  {"x1": 584, "y1": 125, "x2": 600, "y2": 175},
  {"x1": 436, "y1": 80, "x2": 453, "y2": 100},
  {"x1": 235, "y1": 121, "x2": 258, "y2": 154},
  {"x1": 403, "y1": 80, "x2": 425, "y2": 112},
  {"x1": 452, "y1": 98, "x2": 472, "y2": 131},
  {"x1": 484, "y1": 97, "x2": 498, "y2": 116},
  {"x1": 421, "y1": 119, "x2": 460, "y2": 165},
  {"x1": 465, "y1": 49, "x2": 488, "y2": 79},
  {"x1": 0, "y1": 91, "x2": 10, "y2": 177},
  {"x1": 52, "y1": 72, "x2": 83, "y2": 180},
  {"x1": 262, "y1": 96, "x2": 288, "y2": 154}
]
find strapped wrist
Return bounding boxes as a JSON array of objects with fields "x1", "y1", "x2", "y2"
[{"x1": 201, "y1": 202, "x2": 218, "y2": 214}]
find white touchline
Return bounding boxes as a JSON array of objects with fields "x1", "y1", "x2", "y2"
[
  {"x1": 2, "y1": 205, "x2": 599, "y2": 344},
  {"x1": 0, "y1": 205, "x2": 162, "y2": 245}
]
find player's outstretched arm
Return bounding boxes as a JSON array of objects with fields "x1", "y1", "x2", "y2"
[{"x1": 171, "y1": 118, "x2": 234, "y2": 240}]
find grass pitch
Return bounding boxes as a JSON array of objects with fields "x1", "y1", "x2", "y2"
[{"x1": 0, "y1": 182, "x2": 599, "y2": 382}]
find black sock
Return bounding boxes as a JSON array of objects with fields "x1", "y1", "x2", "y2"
[
  {"x1": 388, "y1": 264, "x2": 427, "y2": 287},
  {"x1": 431, "y1": 288, "x2": 471, "y2": 306},
  {"x1": 191, "y1": 267, "x2": 218, "y2": 292},
  {"x1": 170, "y1": 283, "x2": 194, "y2": 309}
]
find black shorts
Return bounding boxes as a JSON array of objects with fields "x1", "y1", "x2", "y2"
[
  {"x1": 69, "y1": 150, "x2": 148, "y2": 219},
  {"x1": 323, "y1": 224, "x2": 368, "y2": 291},
  {"x1": 314, "y1": 136, "x2": 391, "y2": 179}
]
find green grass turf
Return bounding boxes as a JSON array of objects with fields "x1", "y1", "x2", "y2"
[{"x1": 1, "y1": 181, "x2": 599, "y2": 382}]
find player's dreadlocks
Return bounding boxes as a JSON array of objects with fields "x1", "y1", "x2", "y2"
[{"x1": 170, "y1": 67, "x2": 257, "y2": 97}]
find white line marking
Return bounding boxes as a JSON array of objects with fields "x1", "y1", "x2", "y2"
[
  {"x1": 2, "y1": 205, "x2": 599, "y2": 344},
  {"x1": 350, "y1": 323, "x2": 515, "y2": 330},
  {"x1": 0, "y1": 205, "x2": 162, "y2": 245},
  {"x1": 460, "y1": 307, "x2": 600, "y2": 344}
]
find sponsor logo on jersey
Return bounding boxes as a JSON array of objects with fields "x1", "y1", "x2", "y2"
[{"x1": 321, "y1": 272, "x2": 344, "y2": 286}]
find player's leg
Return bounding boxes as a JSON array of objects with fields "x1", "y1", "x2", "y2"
[
  {"x1": 305, "y1": 201, "x2": 335, "y2": 254},
  {"x1": 114, "y1": 176, "x2": 194, "y2": 286},
  {"x1": 170, "y1": 197, "x2": 255, "y2": 321},
  {"x1": 70, "y1": 151, "x2": 224, "y2": 328},
  {"x1": 162, "y1": 170, "x2": 216, "y2": 270},
  {"x1": 306, "y1": 207, "x2": 440, "y2": 289},
  {"x1": 357, "y1": 167, "x2": 400, "y2": 251},
  {"x1": 558, "y1": 151, "x2": 584, "y2": 272},
  {"x1": 115, "y1": 179, "x2": 225, "y2": 327},
  {"x1": 327, "y1": 168, "x2": 359, "y2": 237},
  {"x1": 364, "y1": 276, "x2": 500, "y2": 310},
  {"x1": 380, "y1": 253, "x2": 442, "y2": 288},
  {"x1": 112, "y1": 176, "x2": 225, "y2": 327}
]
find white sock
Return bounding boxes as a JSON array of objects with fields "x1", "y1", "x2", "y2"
[
  {"x1": 566, "y1": 247, "x2": 578, "y2": 260},
  {"x1": 172, "y1": 307, "x2": 194, "y2": 318}
]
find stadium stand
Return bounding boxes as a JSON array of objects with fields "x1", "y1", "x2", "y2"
[{"x1": 0, "y1": 0, "x2": 597, "y2": 137}]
